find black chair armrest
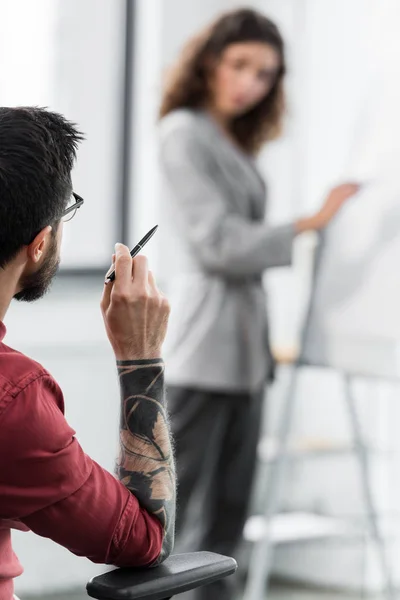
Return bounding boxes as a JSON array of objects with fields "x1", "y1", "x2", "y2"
[{"x1": 86, "y1": 552, "x2": 237, "y2": 600}]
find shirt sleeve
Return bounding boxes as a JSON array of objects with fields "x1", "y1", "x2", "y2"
[
  {"x1": 160, "y1": 123, "x2": 296, "y2": 276},
  {"x1": 0, "y1": 374, "x2": 163, "y2": 567}
]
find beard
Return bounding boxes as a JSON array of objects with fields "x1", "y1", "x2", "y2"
[{"x1": 14, "y1": 234, "x2": 60, "y2": 302}]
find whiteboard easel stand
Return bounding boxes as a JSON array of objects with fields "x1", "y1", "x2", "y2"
[
  {"x1": 243, "y1": 235, "x2": 397, "y2": 600},
  {"x1": 243, "y1": 362, "x2": 396, "y2": 600}
]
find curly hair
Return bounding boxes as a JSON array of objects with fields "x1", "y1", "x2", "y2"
[{"x1": 159, "y1": 8, "x2": 286, "y2": 155}]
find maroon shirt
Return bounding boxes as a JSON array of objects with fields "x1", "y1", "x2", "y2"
[{"x1": 0, "y1": 322, "x2": 163, "y2": 600}]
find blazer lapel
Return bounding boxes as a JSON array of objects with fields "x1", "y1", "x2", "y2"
[{"x1": 199, "y1": 112, "x2": 266, "y2": 220}]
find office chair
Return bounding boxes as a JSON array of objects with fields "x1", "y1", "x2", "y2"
[{"x1": 86, "y1": 551, "x2": 237, "y2": 600}]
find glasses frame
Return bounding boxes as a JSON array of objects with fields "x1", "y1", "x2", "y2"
[{"x1": 62, "y1": 192, "x2": 84, "y2": 222}]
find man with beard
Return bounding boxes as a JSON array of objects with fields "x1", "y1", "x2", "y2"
[{"x1": 0, "y1": 107, "x2": 176, "y2": 600}]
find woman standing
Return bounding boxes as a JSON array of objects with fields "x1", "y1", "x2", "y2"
[{"x1": 158, "y1": 9, "x2": 358, "y2": 599}]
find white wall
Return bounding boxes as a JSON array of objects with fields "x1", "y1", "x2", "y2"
[
  {"x1": 0, "y1": 0, "x2": 126, "y2": 270},
  {"x1": 52, "y1": 0, "x2": 126, "y2": 268}
]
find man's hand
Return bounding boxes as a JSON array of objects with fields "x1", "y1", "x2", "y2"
[{"x1": 101, "y1": 243, "x2": 170, "y2": 360}]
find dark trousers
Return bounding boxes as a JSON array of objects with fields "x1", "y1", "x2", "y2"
[{"x1": 167, "y1": 386, "x2": 265, "y2": 600}]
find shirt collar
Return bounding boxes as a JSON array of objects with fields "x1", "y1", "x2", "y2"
[{"x1": 0, "y1": 322, "x2": 6, "y2": 342}]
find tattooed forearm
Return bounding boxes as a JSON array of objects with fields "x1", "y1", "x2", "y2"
[{"x1": 116, "y1": 359, "x2": 176, "y2": 563}]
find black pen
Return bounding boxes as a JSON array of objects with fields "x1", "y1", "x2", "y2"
[{"x1": 106, "y1": 225, "x2": 158, "y2": 282}]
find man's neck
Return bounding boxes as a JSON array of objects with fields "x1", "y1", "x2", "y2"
[{"x1": 0, "y1": 268, "x2": 21, "y2": 323}]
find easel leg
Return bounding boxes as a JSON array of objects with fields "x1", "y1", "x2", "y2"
[
  {"x1": 343, "y1": 373, "x2": 396, "y2": 600},
  {"x1": 242, "y1": 365, "x2": 299, "y2": 600}
]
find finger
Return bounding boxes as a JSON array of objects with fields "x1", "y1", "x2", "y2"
[
  {"x1": 131, "y1": 255, "x2": 149, "y2": 290},
  {"x1": 344, "y1": 185, "x2": 360, "y2": 197},
  {"x1": 113, "y1": 243, "x2": 133, "y2": 293},
  {"x1": 105, "y1": 254, "x2": 116, "y2": 280},
  {"x1": 101, "y1": 277, "x2": 112, "y2": 313},
  {"x1": 102, "y1": 254, "x2": 115, "y2": 306},
  {"x1": 333, "y1": 184, "x2": 358, "y2": 202},
  {"x1": 148, "y1": 270, "x2": 159, "y2": 294},
  {"x1": 344, "y1": 183, "x2": 360, "y2": 192}
]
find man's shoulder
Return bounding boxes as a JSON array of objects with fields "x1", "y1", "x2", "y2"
[{"x1": 0, "y1": 342, "x2": 53, "y2": 409}]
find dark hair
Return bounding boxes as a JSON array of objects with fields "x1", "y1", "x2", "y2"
[
  {"x1": 0, "y1": 106, "x2": 83, "y2": 268},
  {"x1": 160, "y1": 8, "x2": 286, "y2": 154}
]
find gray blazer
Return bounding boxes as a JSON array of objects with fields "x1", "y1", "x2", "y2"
[{"x1": 158, "y1": 109, "x2": 295, "y2": 392}]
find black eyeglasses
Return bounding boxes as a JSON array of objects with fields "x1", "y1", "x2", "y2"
[{"x1": 62, "y1": 192, "x2": 84, "y2": 223}]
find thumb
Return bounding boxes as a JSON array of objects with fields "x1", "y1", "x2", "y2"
[
  {"x1": 105, "y1": 253, "x2": 116, "y2": 279},
  {"x1": 101, "y1": 279, "x2": 112, "y2": 314},
  {"x1": 101, "y1": 254, "x2": 116, "y2": 311}
]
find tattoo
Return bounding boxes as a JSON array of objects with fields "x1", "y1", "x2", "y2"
[{"x1": 116, "y1": 359, "x2": 175, "y2": 563}]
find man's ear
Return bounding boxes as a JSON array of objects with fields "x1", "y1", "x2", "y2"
[{"x1": 26, "y1": 226, "x2": 53, "y2": 264}]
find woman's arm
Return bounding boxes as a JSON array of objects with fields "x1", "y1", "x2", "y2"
[
  {"x1": 160, "y1": 123, "x2": 358, "y2": 277},
  {"x1": 160, "y1": 124, "x2": 295, "y2": 277},
  {"x1": 295, "y1": 183, "x2": 360, "y2": 233}
]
